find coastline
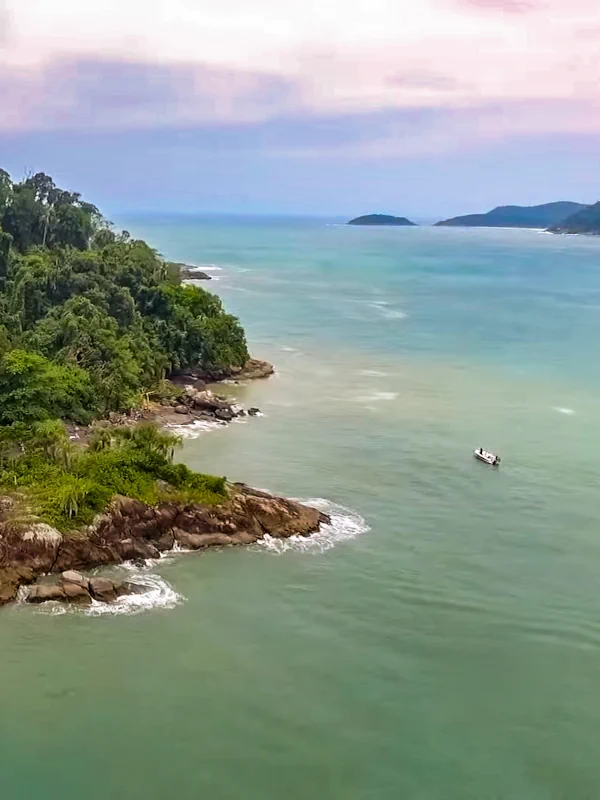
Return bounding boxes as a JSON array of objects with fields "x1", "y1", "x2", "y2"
[
  {"x1": 0, "y1": 233, "x2": 289, "y2": 611},
  {"x1": 0, "y1": 484, "x2": 330, "y2": 607}
]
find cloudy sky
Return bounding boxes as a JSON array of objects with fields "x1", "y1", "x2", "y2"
[{"x1": 0, "y1": 0, "x2": 599, "y2": 216}]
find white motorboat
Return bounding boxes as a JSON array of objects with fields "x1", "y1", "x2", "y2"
[{"x1": 473, "y1": 448, "x2": 500, "y2": 466}]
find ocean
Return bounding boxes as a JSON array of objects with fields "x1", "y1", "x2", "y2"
[{"x1": 3, "y1": 217, "x2": 600, "y2": 799}]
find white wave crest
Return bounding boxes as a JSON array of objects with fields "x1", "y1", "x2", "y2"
[
  {"x1": 186, "y1": 264, "x2": 223, "y2": 272},
  {"x1": 166, "y1": 419, "x2": 223, "y2": 438},
  {"x1": 553, "y1": 406, "x2": 575, "y2": 415},
  {"x1": 354, "y1": 391, "x2": 398, "y2": 403},
  {"x1": 358, "y1": 369, "x2": 391, "y2": 377},
  {"x1": 23, "y1": 569, "x2": 182, "y2": 617},
  {"x1": 379, "y1": 308, "x2": 406, "y2": 320},
  {"x1": 368, "y1": 302, "x2": 406, "y2": 319},
  {"x1": 86, "y1": 572, "x2": 182, "y2": 616},
  {"x1": 187, "y1": 276, "x2": 220, "y2": 284},
  {"x1": 254, "y1": 498, "x2": 369, "y2": 555}
]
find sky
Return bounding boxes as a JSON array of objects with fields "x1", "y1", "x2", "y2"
[{"x1": 0, "y1": 0, "x2": 599, "y2": 217}]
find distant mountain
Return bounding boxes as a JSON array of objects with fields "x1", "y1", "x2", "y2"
[
  {"x1": 548, "y1": 202, "x2": 600, "y2": 235},
  {"x1": 435, "y1": 202, "x2": 587, "y2": 229},
  {"x1": 348, "y1": 214, "x2": 417, "y2": 227}
]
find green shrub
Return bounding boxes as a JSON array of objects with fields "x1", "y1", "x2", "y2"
[{"x1": 0, "y1": 420, "x2": 227, "y2": 531}]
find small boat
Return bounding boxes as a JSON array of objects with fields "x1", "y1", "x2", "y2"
[{"x1": 473, "y1": 448, "x2": 500, "y2": 466}]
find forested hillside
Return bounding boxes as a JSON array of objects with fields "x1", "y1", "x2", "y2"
[{"x1": 0, "y1": 169, "x2": 248, "y2": 423}]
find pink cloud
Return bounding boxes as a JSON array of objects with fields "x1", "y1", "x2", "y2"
[
  {"x1": 0, "y1": 0, "x2": 599, "y2": 155},
  {"x1": 457, "y1": 0, "x2": 536, "y2": 11},
  {"x1": 0, "y1": 56, "x2": 305, "y2": 133}
]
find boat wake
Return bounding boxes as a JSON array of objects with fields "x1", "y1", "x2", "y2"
[{"x1": 254, "y1": 498, "x2": 369, "y2": 555}]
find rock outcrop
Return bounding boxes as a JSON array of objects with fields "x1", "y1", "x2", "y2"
[
  {"x1": 26, "y1": 571, "x2": 135, "y2": 606},
  {"x1": 231, "y1": 359, "x2": 275, "y2": 381},
  {"x1": 0, "y1": 486, "x2": 329, "y2": 606},
  {"x1": 175, "y1": 358, "x2": 275, "y2": 384},
  {"x1": 169, "y1": 262, "x2": 212, "y2": 280},
  {"x1": 142, "y1": 386, "x2": 246, "y2": 429}
]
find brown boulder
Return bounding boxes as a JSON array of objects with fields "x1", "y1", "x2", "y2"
[
  {"x1": 61, "y1": 570, "x2": 88, "y2": 588},
  {"x1": 52, "y1": 538, "x2": 120, "y2": 574},
  {"x1": 115, "y1": 538, "x2": 160, "y2": 562},
  {"x1": 89, "y1": 577, "x2": 119, "y2": 602},
  {"x1": 235, "y1": 359, "x2": 274, "y2": 380},
  {"x1": 27, "y1": 584, "x2": 66, "y2": 603},
  {"x1": 156, "y1": 532, "x2": 175, "y2": 551},
  {"x1": 116, "y1": 497, "x2": 148, "y2": 518},
  {"x1": 230, "y1": 531, "x2": 259, "y2": 545},
  {"x1": 173, "y1": 529, "x2": 232, "y2": 549},
  {"x1": 62, "y1": 582, "x2": 92, "y2": 605}
]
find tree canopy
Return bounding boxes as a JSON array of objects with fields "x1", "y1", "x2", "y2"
[{"x1": 0, "y1": 169, "x2": 249, "y2": 421}]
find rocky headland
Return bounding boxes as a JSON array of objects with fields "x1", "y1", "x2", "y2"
[
  {"x1": 0, "y1": 169, "x2": 321, "y2": 615},
  {"x1": 548, "y1": 201, "x2": 600, "y2": 235},
  {"x1": 435, "y1": 202, "x2": 586, "y2": 229},
  {"x1": 170, "y1": 262, "x2": 213, "y2": 280},
  {"x1": 0, "y1": 485, "x2": 330, "y2": 607}
]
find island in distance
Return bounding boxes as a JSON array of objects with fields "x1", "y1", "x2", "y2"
[
  {"x1": 348, "y1": 214, "x2": 417, "y2": 226},
  {"x1": 435, "y1": 201, "x2": 586, "y2": 229},
  {"x1": 548, "y1": 201, "x2": 600, "y2": 235}
]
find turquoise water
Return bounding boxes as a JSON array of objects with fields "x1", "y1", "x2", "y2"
[{"x1": 3, "y1": 218, "x2": 600, "y2": 799}]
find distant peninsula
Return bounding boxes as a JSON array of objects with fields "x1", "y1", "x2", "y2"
[
  {"x1": 348, "y1": 214, "x2": 417, "y2": 227},
  {"x1": 548, "y1": 202, "x2": 600, "y2": 235},
  {"x1": 435, "y1": 202, "x2": 586, "y2": 230}
]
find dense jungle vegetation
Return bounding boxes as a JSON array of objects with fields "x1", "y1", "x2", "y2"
[{"x1": 0, "y1": 170, "x2": 240, "y2": 527}]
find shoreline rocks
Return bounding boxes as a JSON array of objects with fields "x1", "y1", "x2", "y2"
[
  {"x1": 173, "y1": 357, "x2": 274, "y2": 384},
  {"x1": 169, "y1": 262, "x2": 213, "y2": 281},
  {"x1": 26, "y1": 571, "x2": 136, "y2": 606},
  {"x1": 0, "y1": 485, "x2": 330, "y2": 607}
]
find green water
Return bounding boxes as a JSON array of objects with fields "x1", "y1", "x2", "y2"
[{"x1": 3, "y1": 220, "x2": 600, "y2": 798}]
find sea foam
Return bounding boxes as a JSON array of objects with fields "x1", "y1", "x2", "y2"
[
  {"x1": 354, "y1": 391, "x2": 398, "y2": 403},
  {"x1": 254, "y1": 498, "x2": 369, "y2": 555},
  {"x1": 86, "y1": 571, "x2": 182, "y2": 617},
  {"x1": 166, "y1": 419, "x2": 224, "y2": 439},
  {"x1": 186, "y1": 264, "x2": 223, "y2": 272}
]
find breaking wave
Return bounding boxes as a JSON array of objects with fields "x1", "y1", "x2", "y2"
[
  {"x1": 354, "y1": 391, "x2": 398, "y2": 403},
  {"x1": 21, "y1": 567, "x2": 182, "y2": 617},
  {"x1": 186, "y1": 264, "x2": 223, "y2": 272},
  {"x1": 85, "y1": 571, "x2": 182, "y2": 617},
  {"x1": 254, "y1": 498, "x2": 369, "y2": 555},
  {"x1": 166, "y1": 419, "x2": 224, "y2": 438}
]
